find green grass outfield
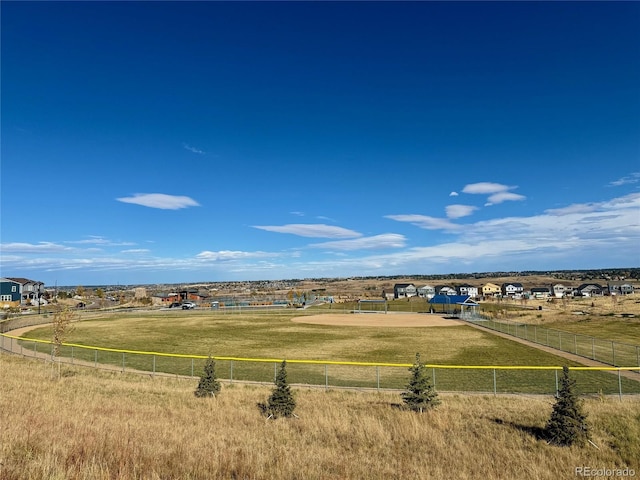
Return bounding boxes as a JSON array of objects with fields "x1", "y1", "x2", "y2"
[{"x1": 15, "y1": 309, "x2": 640, "y2": 395}]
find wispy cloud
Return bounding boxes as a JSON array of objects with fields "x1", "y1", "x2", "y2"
[
  {"x1": 121, "y1": 249, "x2": 150, "y2": 254},
  {"x1": 66, "y1": 236, "x2": 135, "y2": 247},
  {"x1": 290, "y1": 211, "x2": 305, "y2": 217},
  {"x1": 252, "y1": 224, "x2": 361, "y2": 239},
  {"x1": 183, "y1": 143, "x2": 205, "y2": 154},
  {"x1": 608, "y1": 172, "x2": 640, "y2": 187},
  {"x1": 462, "y1": 182, "x2": 526, "y2": 206},
  {"x1": 445, "y1": 204, "x2": 478, "y2": 219},
  {"x1": 385, "y1": 214, "x2": 461, "y2": 231},
  {"x1": 310, "y1": 234, "x2": 406, "y2": 251},
  {"x1": 116, "y1": 193, "x2": 201, "y2": 210},
  {"x1": 0, "y1": 242, "x2": 71, "y2": 253},
  {"x1": 196, "y1": 250, "x2": 276, "y2": 261},
  {"x1": 485, "y1": 191, "x2": 525, "y2": 206}
]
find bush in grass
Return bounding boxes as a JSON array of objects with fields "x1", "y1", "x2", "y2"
[
  {"x1": 259, "y1": 360, "x2": 296, "y2": 418},
  {"x1": 194, "y1": 356, "x2": 221, "y2": 398},
  {"x1": 402, "y1": 353, "x2": 440, "y2": 413},
  {"x1": 545, "y1": 366, "x2": 589, "y2": 446}
]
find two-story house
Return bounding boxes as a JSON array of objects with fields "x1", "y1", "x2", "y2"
[
  {"x1": 501, "y1": 282, "x2": 524, "y2": 297},
  {"x1": 456, "y1": 284, "x2": 479, "y2": 298},
  {"x1": 417, "y1": 285, "x2": 436, "y2": 299},
  {"x1": 435, "y1": 285, "x2": 457, "y2": 296},
  {"x1": 393, "y1": 283, "x2": 417, "y2": 299},
  {"x1": 0, "y1": 278, "x2": 22, "y2": 307},
  {"x1": 607, "y1": 282, "x2": 634, "y2": 295},
  {"x1": 3, "y1": 277, "x2": 45, "y2": 305},
  {"x1": 481, "y1": 283, "x2": 501, "y2": 296}
]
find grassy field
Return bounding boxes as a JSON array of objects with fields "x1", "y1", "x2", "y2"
[
  {"x1": 14, "y1": 310, "x2": 640, "y2": 394},
  {"x1": 1, "y1": 354, "x2": 639, "y2": 480}
]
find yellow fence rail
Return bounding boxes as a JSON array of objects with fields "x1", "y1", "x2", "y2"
[{"x1": 2, "y1": 333, "x2": 639, "y2": 397}]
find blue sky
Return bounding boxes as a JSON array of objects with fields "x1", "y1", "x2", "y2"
[{"x1": 1, "y1": 1, "x2": 639, "y2": 286}]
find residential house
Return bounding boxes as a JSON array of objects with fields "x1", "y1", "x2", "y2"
[
  {"x1": 481, "y1": 283, "x2": 501, "y2": 296},
  {"x1": 456, "y1": 284, "x2": 479, "y2": 298},
  {"x1": 435, "y1": 285, "x2": 457, "y2": 296},
  {"x1": 552, "y1": 284, "x2": 570, "y2": 298},
  {"x1": 0, "y1": 278, "x2": 22, "y2": 307},
  {"x1": 530, "y1": 287, "x2": 551, "y2": 299},
  {"x1": 501, "y1": 282, "x2": 524, "y2": 297},
  {"x1": 576, "y1": 283, "x2": 604, "y2": 297},
  {"x1": 417, "y1": 285, "x2": 436, "y2": 299},
  {"x1": 4, "y1": 277, "x2": 45, "y2": 305},
  {"x1": 607, "y1": 282, "x2": 634, "y2": 295},
  {"x1": 393, "y1": 283, "x2": 417, "y2": 299},
  {"x1": 382, "y1": 288, "x2": 395, "y2": 301}
]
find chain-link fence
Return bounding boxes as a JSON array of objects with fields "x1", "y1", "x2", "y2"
[
  {"x1": 2, "y1": 333, "x2": 639, "y2": 397},
  {"x1": 467, "y1": 317, "x2": 640, "y2": 369}
]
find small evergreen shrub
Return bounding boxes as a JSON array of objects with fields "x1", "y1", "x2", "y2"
[
  {"x1": 545, "y1": 366, "x2": 589, "y2": 446},
  {"x1": 401, "y1": 353, "x2": 440, "y2": 413},
  {"x1": 260, "y1": 360, "x2": 296, "y2": 418},
  {"x1": 194, "y1": 356, "x2": 221, "y2": 398}
]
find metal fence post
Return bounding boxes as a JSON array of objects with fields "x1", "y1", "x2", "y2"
[
  {"x1": 71, "y1": 346, "x2": 74, "y2": 365},
  {"x1": 153, "y1": 355, "x2": 156, "y2": 378},
  {"x1": 325, "y1": 365, "x2": 328, "y2": 391},
  {"x1": 191, "y1": 359, "x2": 194, "y2": 378},
  {"x1": 555, "y1": 369, "x2": 559, "y2": 395},
  {"x1": 274, "y1": 362, "x2": 277, "y2": 382},
  {"x1": 612, "y1": 341, "x2": 616, "y2": 366},
  {"x1": 122, "y1": 353, "x2": 125, "y2": 373},
  {"x1": 618, "y1": 369, "x2": 622, "y2": 401},
  {"x1": 230, "y1": 360, "x2": 233, "y2": 384},
  {"x1": 432, "y1": 367, "x2": 436, "y2": 389},
  {"x1": 637, "y1": 346, "x2": 639, "y2": 374},
  {"x1": 493, "y1": 369, "x2": 497, "y2": 396},
  {"x1": 94, "y1": 349, "x2": 97, "y2": 369}
]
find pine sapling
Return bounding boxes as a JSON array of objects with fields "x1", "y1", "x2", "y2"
[
  {"x1": 194, "y1": 355, "x2": 221, "y2": 398},
  {"x1": 260, "y1": 360, "x2": 296, "y2": 418},
  {"x1": 402, "y1": 353, "x2": 440, "y2": 412},
  {"x1": 545, "y1": 366, "x2": 589, "y2": 446}
]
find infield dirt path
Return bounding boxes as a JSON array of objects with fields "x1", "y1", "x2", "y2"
[{"x1": 292, "y1": 312, "x2": 465, "y2": 327}]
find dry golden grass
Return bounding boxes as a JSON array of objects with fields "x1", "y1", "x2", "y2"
[{"x1": 1, "y1": 354, "x2": 639, "y2": 480}]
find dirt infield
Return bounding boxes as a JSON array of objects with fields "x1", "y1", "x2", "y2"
[{"x1": 292, "y1": 313, "x2": 465, "y2": 327}]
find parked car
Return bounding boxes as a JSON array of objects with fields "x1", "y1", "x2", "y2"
[
  {"x1": 169, "y1": 302, "x2": 182, "y2": 308},
  {"x1": 182, "y1": 302, "x2": 196, "y2": 309}
]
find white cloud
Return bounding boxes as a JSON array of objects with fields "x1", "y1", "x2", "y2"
[
  {"x1": 252, "y1": 224, "x2": 361, "y2": 238},
  {"x1": 462, "y1": 181, "x2": 526, "y2": 206},
  {"x1": 608, "y1": 172, "x2": 640, "y2": 187},
  {"x1": 290, "y1": 211, "x2": 305, "y2": 216},
  {"x1": 445, "y1": 204, "x2": 478, "y2": 219},
  {"x1": 485, "y1": 191, "x2": 526, "y2": 206},
  {"x1": 385, "y1": 214, "x2": 461, "y2": 231},
  {"x1": 196, "y1": 250, "x2": 275, "y2": 261},
  {"x1": 462, "y1": 182, "x2": 512, "y2": 194},
  {"x1": 0, "y1": 242, "x2": 71, "y2": 253},
  {"x1": 183, "y1": 143, "x2": 205, "y2": 154},
  {"x1": 121, "y1": 249, "x2": 150, "y2": 254},
  {"x1": 116, "y1": 193, "x2": 201, "y2": 210},
  {"x1": 449, "y1": 191, "x2": 459, "y2": 197},
  {"x1": 310, "y1": 234, "x2": 406, "y2": 251}
]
